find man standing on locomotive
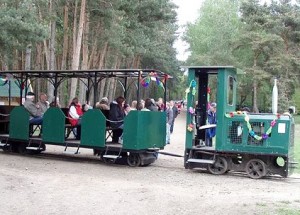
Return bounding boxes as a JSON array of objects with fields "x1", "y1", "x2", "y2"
[{"x1": 206, "y1": 102, "x2": 217, "y2": 147}]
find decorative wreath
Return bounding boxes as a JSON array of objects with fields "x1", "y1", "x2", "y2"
[
  {"x1": 225, "y1": 111, "x2": 280, "y2": 140},
  {"x1": 140, "y1": 72, "x2": 167, "y2": 91}
]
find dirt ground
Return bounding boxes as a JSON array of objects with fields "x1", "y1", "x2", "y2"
[{"x1": 0, "y1": 110, "x2": 300, "y2": 215}]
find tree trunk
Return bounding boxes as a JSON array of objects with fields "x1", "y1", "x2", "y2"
[
  {"x1": 48, "y1": 0, "x2": 56, "y2": 101},
  {"x1": 79, "y1": 12, "x2": 89, "y2": 103},
  {"x1": 107, "y1": 56, "x2": 119, "y2": 101},
  {"x1": 34, "y1": 43, "x2": 43, "y2": 95},
  {"x1": 252, "y1": 80, "x2": 259, "y2": 113},
  {"x1": 25, "y1": 44, "x2": 32, "y2": 70},
  {"x1": 98, "y1": 78, "x2": 106, "y2": 101},
  {"x1": 59, "y1": 2, "x2": 70, "y2": 107},
  {"x1": 87, "y1": 23, "x2": 100, "y2": 69},
  {"x1": 70, "y1": 0, "x2": 86, "y2": 102},
  {"x1": 98, "y1": 42, "x2": 111, "y2": 101},
  {"x1": 98, "y1": 42, "x2": 108, "y2": 69},
  {"x1": 61, "y1": 1, "x2": 69, "y2": 71},
  {"x1": 252, "y1": 55, "x2": 259, "y2": 113}
]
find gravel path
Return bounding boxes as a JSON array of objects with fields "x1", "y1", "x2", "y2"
[{"x1": 0, "y1": 110, "x2": 299, "y2": 215}]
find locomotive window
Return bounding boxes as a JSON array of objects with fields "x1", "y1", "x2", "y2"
[{"x1": 227, "y1": 76, "x2": 234, "y2": 105}]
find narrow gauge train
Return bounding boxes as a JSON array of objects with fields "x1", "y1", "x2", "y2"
[
  {"x1": 0, "y1": 67, "x2": 297, "y2": 179},
  {"x1": 184, "y1": 66, "x2": 297, "y2": 179},
  {"x1": 0, "y1": 69, "x2": 169, "y2": 167}
]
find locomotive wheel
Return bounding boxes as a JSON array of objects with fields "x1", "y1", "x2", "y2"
[
  {"x1": 127, "y1": 153, "x2": 141, "y2": 167},
  {"x1": 208, "y1": 157, "x2": 228, "y2": 175},
  {"x1": 246, "y1": 159, "x2": 266, "y2": 179},
  {"x1": 1, "y1": 144, "x2": 11, "y2": 152}
]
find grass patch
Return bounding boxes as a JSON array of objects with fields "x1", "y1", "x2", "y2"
[
  {"x1": 294, "y1": 124, "x2": 300, "y2": 173},
  {"x1": 294, "y1": 115, "x2": 300, "y2": 124},
  {"x1": 279, "y1": 200, "x2": 291, "y2": 205},
  {"x1": 256, "y1": 202, "x2": 267, "y2": 207},
  {"x1": 277, "y1": 208, "x2": 300, "y2": 215},
  {"x1": 295, "y1": 143, "x2": 300, "y2": 173}
]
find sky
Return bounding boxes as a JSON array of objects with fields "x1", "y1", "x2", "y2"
[
  {"x1": 172, "y1": 0, "x2": 204, "y2": 61},
  {"x1": 172, "y1": 0, "x2": 274, "y2": 61}
]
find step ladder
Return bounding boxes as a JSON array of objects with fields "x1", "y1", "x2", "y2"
[
  {"x1": 0, "y1": 136, "x2": 10, "y2": 149},
  {"x1": 26, "y1": 138, "x2": 43, "y2": 151},
  {"x1": 186, "y1": 158, "x2": 215, "y2": 164},
  {"x1": 63, "y1": 142, "x2": 80, "y2": 154},
  {"x1": 102, "y1": 146, "x2": 122, "y2": 160}
]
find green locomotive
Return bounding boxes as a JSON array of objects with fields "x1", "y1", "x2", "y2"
[{"x1": 184, "y1": 66, "x2": 296, "y2": 178}]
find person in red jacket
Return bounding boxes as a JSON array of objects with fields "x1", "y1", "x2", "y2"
[{"x1": 68, "y1": 97, "x2": 83, "y2": 139}]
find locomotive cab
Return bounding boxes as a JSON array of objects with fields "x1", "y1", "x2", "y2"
[{"x1": 185, "y1": 66, "x2": 237, "y2": 149}]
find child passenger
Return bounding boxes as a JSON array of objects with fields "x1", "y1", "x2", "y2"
[{"x1": 68, "y1": 97, "x2": 83, "y2": 140}]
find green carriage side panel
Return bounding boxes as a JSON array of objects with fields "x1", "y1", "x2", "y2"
[
  {"x1": 42, "y1": 107, "x2": 65, "y2": 144},
  {"x1": 185, "y1": 69, "x2": 196, "y2": 149},
  {"x1": 81, "y1": 109, "x2": 106, "y2": 148},
  {"x1": 9, "y1": 106, "x2": 29, "y2": 141},
  {"x1": 123, "y1": 111, "x2": 166, "y2": 150}
]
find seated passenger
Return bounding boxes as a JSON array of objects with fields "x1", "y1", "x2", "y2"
[
  {"x1": 82, "y1": 103, "x2": 92, "y2": 113},
  {"x1": 137, "y1": 102, "x2": 149, "y2": 111},
  {"x1": 50, "y1": 97, "x2": 62, "y2": 108},
  {"x1": 96, "y1": 97, "x2": 109, "y2": 110},
  {"x1": 109, "y1": 96, "x2": 125, "y2": 143},
  {"x1": 36, "y1": 93, "x2": 49, "y2": 115},
  {"x1": 145, "y1": 98, "x2": 158, "y2": 111},
  {"x1": 131, "y1": 100, "x2": 137, "y2": 110},
  {"x1": 68, "y1": 97, "x2": 83, "y2": 140},
  {"x1": 23, "y1": 92, "x2": 43, "y2": 125},
  {"x1": 157, "y1": 97, "x2": 165, "y2": 111},
  {"x1": 124, "y1": 103, "x2": 131, "y2": 115}
]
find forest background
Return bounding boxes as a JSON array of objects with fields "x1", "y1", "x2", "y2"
[{"x1": 0, "y1": 0, "x2": 300, "y2": 112}]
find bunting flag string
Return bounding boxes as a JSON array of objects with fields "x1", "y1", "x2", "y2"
[
  {"x1": 140, "y1": 72, "x2": 166, "y2": 91},
  {"x1": 185, "y1": 79, "x2": 197, "y2": 132},
  {"x1": 225, "y1": 111, "x2": 280, "y2": 140}
]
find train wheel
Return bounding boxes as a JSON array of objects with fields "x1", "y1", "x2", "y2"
[
  {"x1": 2, "y1": 144, "x2": 11, "y2": 152},
  {"x1": 127, "y1": 153, "x2": 141, "y2": 167},
  {"x1": 208, "y1": 157, "x2": 228, "y2": 175},
  {"x1": 11, "y1": 143, "x2": 18, "y2": 153},
  {"x1": 246, "y1": 159, "x2": 266, "y2": 179},
  {"x1": 17, "y1": 144, "x2": 27, "y2": 155}
]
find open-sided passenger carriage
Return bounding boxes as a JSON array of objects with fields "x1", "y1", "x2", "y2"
[
  {"x1": 184, "y1": 66, "x2": 297, "y2": 179},
  {"x1": 0, "y1": 69, "x2": 169, "y2": 167}
]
